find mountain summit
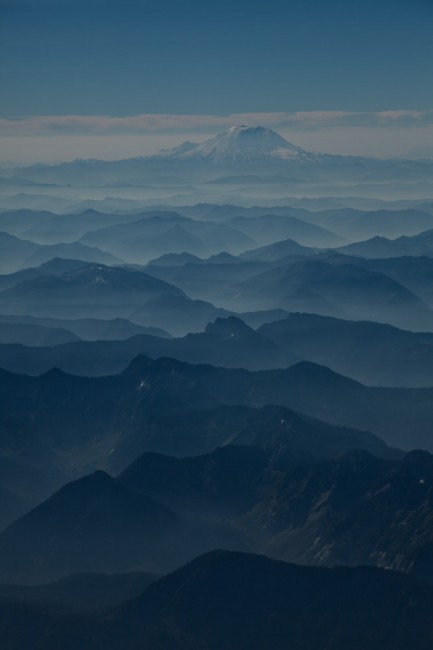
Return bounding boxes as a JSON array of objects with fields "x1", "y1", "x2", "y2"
[{"x1": 158, "y1": 125, "x2": 320, "y2": 162}]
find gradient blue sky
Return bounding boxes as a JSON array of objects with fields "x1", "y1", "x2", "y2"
[{"x1": 1, "y1": 0, "x2": 432, "y2": 162}]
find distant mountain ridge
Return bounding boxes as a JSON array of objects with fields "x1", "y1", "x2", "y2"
[
  {"x1": 4, "y1": 125, "x2": 433, "y2": 190},
  {"x1": 156, "y1": 125, "x2": 326, "y2": 162}
]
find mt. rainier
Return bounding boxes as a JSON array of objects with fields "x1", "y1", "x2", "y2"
[
  {"x1": 158, "y1": 125, "x2": 325, "y2": 162},
  {"x1": 5, "y1": 124, "x2": 432, "y2": 190}
]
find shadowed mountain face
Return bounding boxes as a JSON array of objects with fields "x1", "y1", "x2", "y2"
[
  {"x1": 0, "y1": 469, "x2": 249, "y2": 583},
  {"x1": 0, "y1": 355, "x2": 431, "y2": 451},
  {"x1": 4, "y1": 447, "x2": 433, "y2": 590},
  {"x1": 0, "y1": 356, "x2": 401, "y2": 529},
  {"x1": 0, "y1": 571, "x2": 159, "y2": 615},
  {"x1": 0, "y1": 471, "x2": 180, "y2": 582},
  {"x1": 106, "y1": 402, "x2": 397, "y2": 474},
  {"x1": 103, "y1": 550, "x2": 433, "y2": 650},
  {"x1": 118, "y1": 448, "x2": 433, "y2": 579},
  {"x1": 1, "y1": 551, "x2": 433, "y2": 650}
]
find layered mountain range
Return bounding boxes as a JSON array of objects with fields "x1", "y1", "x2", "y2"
[{"x1": 1, "y1": 128, "x2": 433, "y2": 647}]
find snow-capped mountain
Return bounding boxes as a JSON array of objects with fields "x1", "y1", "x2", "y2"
[
  {"x1": 5, "y1": 125, "x2": 432, "y2": 192},
  {"x1": 157, "y1": 125, "x2": 323, "y2": 162}
]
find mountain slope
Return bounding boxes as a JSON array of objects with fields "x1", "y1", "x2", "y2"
[
  {"x1": 0, "y1": 470, "x2": 248, "y2": 584},
  {"x1": 120, "y1": 447, "x2": 433, "y2": 583},
  {"x1": 0, "y1": 316, "x2": 295, "y2": 374},
  {"x1": 106, "y1": 550, "x2": 433, "y2": 650},
  {"x1": 2, "y1": 551, "x2": 433, "y2": 650},
  {"x1": 0, "y1": 264, "x2": 185, "y2": 319},
  {"x1": 0, "y1": 314, "x2": 170, "y2": 341},
  {"x1": 259, "y1": 312, "x2": 433, "y2": 386},
  {"x1": 339, "y1": 228, "x2": 433, "y2": 258},
  {"x1": 0, "y1": 471, "x2": 178, "y2": 582},
  {"x1": 0, "y1": 231, "x2": 122, "y2": 274},
  {"x1": 1, "y1": 355, "x2": 433, "y2": 454},
  {"x1": 225, "y1": 257, "x2": 433, "y2": 330},
  {"x1": 79, "y1": 213, "x2": 256, "y2": 263},
  {"x1": 0, "y1": 571, "x2": 159, "y2": 615}
]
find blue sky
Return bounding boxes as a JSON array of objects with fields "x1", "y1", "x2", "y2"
[{"x1": 1, "y1": 0, "x2": 432, "y2": 162}]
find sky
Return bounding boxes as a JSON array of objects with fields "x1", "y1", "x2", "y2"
[{"x1": 1, "y1": 0, "x2": 432, "y2": 163}]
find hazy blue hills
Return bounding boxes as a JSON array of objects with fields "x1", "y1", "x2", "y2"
[
  {"x1": 2, "y1": 138, "x2": 433, "y2": 649},
  {"x1": 0, "y1": 231, "x2": 121, "y2": 274},
  {"x1": 3, "y1": 252, "x2": 432, "y2": 335},
  {"x1": 336, "y1": 254, "x2": 433, "y2": 306},
  {"x1": 130, "y1": 293, "x2": 233, "y2": 336},
  {"x1": 6, "y1": 306, "x2": 433, "y2": 384},
  {"x1": 221, "y1": 257, "x2": 433, "y2": 331},
  {"x1": 226, "y1": 213, "x2": 344, "y2": 248},
  {"x1": 0, "y1": 263, "x2": 184, "y2": 319},
  {"x1": 0, "y1": 257, "x2": 92, "y2": 291},
  {"x1": 144, "y1": 257, "x2": 275, "y2": 306},
  {"x1": 11, "y1": 208, "x2": 151, "y2": 245},
  {"x1": 0, "y1": 313, "x2": 170, "y2": 341},
  {"x1": 259, "y1": 312, "x2": 433, "y2": 386},
  {"x1": 339, "y1": 227, "x2": 433, "y2": 258},
  {"x1": 0, "y1": 209, "x2": 58, "y2": 236},
  {"x1": 300, "y1": 207, "x2": 433, "y2": 240},
  {"x1": 0, "y1": 316, "x2": 295, "y2": 375},
  {"x1": 239, "y1": 237, "x2": 318, "y2": 261},
  {"x1": 143, "y1": 252, "x2": 433, "y2": 331},
  {"x1": 2, "y1": 205, "x2": 432, "y2": 258},
  {"x1": 79, "y1": 213, "x2": 257, "y2": 263},
  {"x1": 0, "y1": 321, "x2": 80, "y2": 347}
]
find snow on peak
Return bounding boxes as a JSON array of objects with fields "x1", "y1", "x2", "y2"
[{"x1": 156, "y1": 125, "x2": 314, "y2": 162}]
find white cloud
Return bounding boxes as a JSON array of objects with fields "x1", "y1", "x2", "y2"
[{"x1": 1, "y1": 110, "x2": 432, "y2": 137}]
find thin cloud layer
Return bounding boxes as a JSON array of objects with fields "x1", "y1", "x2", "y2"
[{"x1": 1, "y1": 110, "x2": 432, "y2": 137}]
